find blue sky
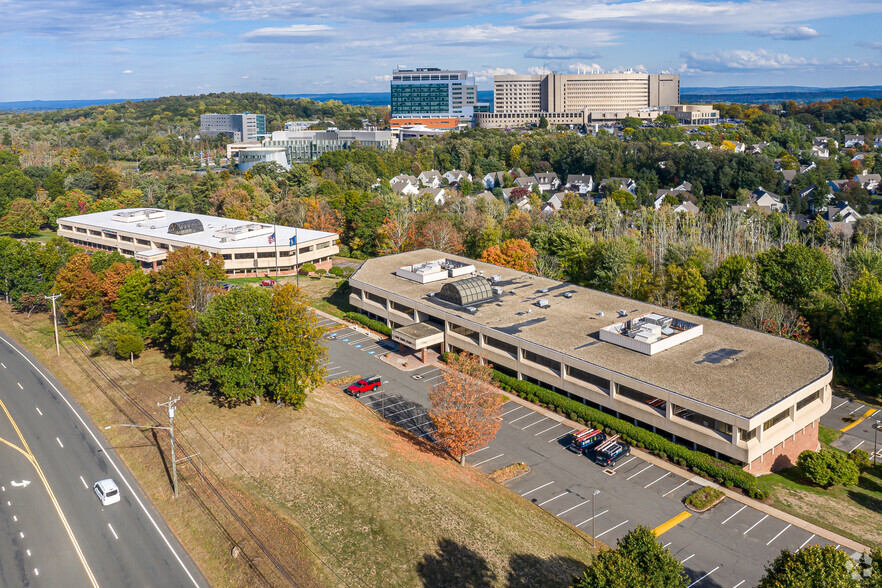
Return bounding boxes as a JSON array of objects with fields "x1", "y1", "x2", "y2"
[{"x1": 2, "y1": 0, "x2": 882, "y2": 100}]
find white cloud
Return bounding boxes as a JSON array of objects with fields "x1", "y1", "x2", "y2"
[
  {"x1": 568, "y1": 62, "x2": 603, "y2": 73},
  {"x1": 101, "y1": 89, "x2": 118, "y2": 95},
  {"x1": 752, "y1": 25, "x2": 820, "y2": 40},
  {"x1": 241, "y1": 24, "x2": 334, "y2": 43},
  {"x1": 474, "y1": 67, "x2": 517, "y2": 81},
  {"x1": 527, "y1": 66, "x2": 549, "y2": 75},
  {"x1": 524, "y1": 45, "x2": 600, "y2": 59},
  {"x1": 122, "y1": 69, "x2": 133, "y2": 74},
  {"x1": 681, "y1": 49, "x2": 870, "y2": 72},
  {"x1": 857, "y1": 41, "x2": 882, "y2": 50},
  {"x1": 372, "y1": 74, "x2": 393, "y2": 82},
  {"x1": 241, "y1": 75, "x2": 250, "y2": 79}
]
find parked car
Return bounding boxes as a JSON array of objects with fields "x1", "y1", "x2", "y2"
[
  {"x1": 594, "y1": 440, "x2": 630, "y2": 467},
  {"x1": 346, "y1": 376, "x2": 381, "y2": 397},
  {"x1": 94, "y1": 479, "x2": 120, "y2": 506},
  {"x1": 567, "y1": 429, "x2": 606, "y2": 454},
  {"x1": 260, "y1": 279, "x2": 276, "y2": 287}
]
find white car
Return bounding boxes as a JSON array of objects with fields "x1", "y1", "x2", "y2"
[{"x1": 94, "y1": 479, "x2": 120, "y2": 506}]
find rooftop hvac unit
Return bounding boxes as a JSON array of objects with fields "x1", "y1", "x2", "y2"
[
  {"x1": 491, "y1": 286, "x2": 503, "y2": 295},
  {"x1": 490, "y1": 274, "x2": 502, "y2": 283},
  {"x1": 536, "y1": 299, "x2": 550, "y2": 309},
  {"x1": 564, "y1": 292, "x2": 573, "y2": 299},
  {"x1": 598, "y1": 311, "x2": 604, "y2": 317},
  {"x1": 496, "y1": 301, "x2": 503, "y2": 306},
  {"x1": 618, "y1": 310, "x2": 628, "y2": 317},
  {"x1": 538, "y1": 288, "x2": 549, "y2": 293},
  {"x1": 427, "y1": 292, "x2": 435, "y2": 297},
  {"x1": 465, "y1": 306, "x2": 478, "y2": 314}
]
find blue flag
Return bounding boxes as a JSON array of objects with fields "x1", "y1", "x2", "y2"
[{"x1": 289, "y1": 235, "x2": 297, "y2": 246}]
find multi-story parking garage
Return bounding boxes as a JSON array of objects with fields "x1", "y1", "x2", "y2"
[{"x1": 348, "y1": 249, "x2": 833, "y2": 474}]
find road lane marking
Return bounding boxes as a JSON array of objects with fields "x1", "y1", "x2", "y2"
[
  {"x1": 721, "y1": 505, "x2": 747, "y2": 525},
  {"x1": 687, "y1": 566, "x2": 719, "y2": 587},
  {"x1": 521, "y1": 417, "x2": 548, "y2": 430},
  {"x1": 508, "y1": 413, "x2": 534, "y2": 424},
  {"x1": 766, "y1": 523, "x2": 792, "y2": 546},
  {"x1": 850, "y1": 440, "x2": 865, "y2": 453},
  {"x1": 575, "y1": 509, "x2": 609, "y2": 527},
  {"x1": 56, "y1": 437, "x2": 64, "y2": 448},
  {"x1": 841, "y1": 408, "x2": 876, "y2": 432},
  {"x1": 613, "y1": 456, "x2": 637, "y2": 470},
  {"x1": 34, "y1": 569, "x2": 39, "y2": 576},
  {"x1": 80, "y1": 476, "x2": 88, "y2": 489},
  {"x1": 663, "y1": 480, "x2": 690, "y2": 497},
  {"x1": 680, "y1": 554, "x2": 694, "y2": 563},
  {"x1": 558, "y1": 502, "x2": 590, "y2": 516},
  {"x1": 13, "y1": 515, "x2": 17, "y2": 521},
  {"x1": 595, "y1": 520, "x2": 629, "y2": 538},
  {"x1": 849, "y1": 404, "x2": 866, "y2": 415},
  {"x1": 35, "y1": 407, "x2": 42, "y2": 416},
  {"x1": 832, "y1": 400, "x2": 849, "y2": 410},
  {"x1": 473, "y1": 454, "x2": 504, "y2": 466},
  {"x1": 521, "y1": 481, "x2": 554, "y2": 497},
  {"x1": 626, "y1": 464, "x2": 653, "y2": 480},
  {"x1": 797, "y1": 534, "x2": 816, "y2": 551},
  {"x1": 535, "y1": 423, "x2": 562, "y2": 436},
  {"x1": 645, "y1": 472, "x2": 671, "y2": 489},
  {"x1": 19, "y1": 531, "x2": 24, "y2": 538},
  {"x1": 537, "y1": 492, "x2": 569, "y2": 507},
  {"x1": 17, "y1": 382, "x2": 22, "y2": 389},
  {"x1": 108, "y1": 523, "x2": 119, "y2": 540},
  {"x1": 653, "y1": 512, "x2": 692, "y2": 536},
  {"x1": 0, "y1": 362, "x2": 5, "y2": 368},
  {"x1": 26, "y1": 549, "x2": 30, "y2": 556},
  {"x1": 743, "y1": 514, "x2": 769, "y2": 535}
]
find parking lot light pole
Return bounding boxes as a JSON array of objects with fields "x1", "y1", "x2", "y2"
[
  {"x1": 592, "y1": 489, "x2": 600, "y2": 548},
  {"x1": 874, "y1": 420, "x2": 881, "y2": 466}
]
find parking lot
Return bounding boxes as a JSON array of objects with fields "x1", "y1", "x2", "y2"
[
  {"x1": 319, "y1": 319, "x2": 862, "y2": 587},
  {"x1": 821, "y1": 396, "x2": 882, "y2": 458}
]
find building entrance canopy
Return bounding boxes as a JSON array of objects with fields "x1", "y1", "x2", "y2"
[{"x1": 392, "y1": 323, "x2": 444, "y2": 350}]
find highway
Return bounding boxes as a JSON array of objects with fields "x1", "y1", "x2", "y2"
[{"x1": 0, "y1": 331, "x2": 206, "y2": 588}]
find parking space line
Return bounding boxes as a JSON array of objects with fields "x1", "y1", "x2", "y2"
[
  {"x1": 850, "y1": 440, "x2": 865, "y2": 453},
  {"x1": 466, "y1": 447, "x2": 489, "y2": 456},
  {"x1": 662, "y1": 542, "x2": 672, "y2": 549},
  {"x1": 575, "y1": 510, "x2": 608, "y2": 527},
  {"x1": 549, "y1": 432, "x2": 571, "y2": 443},
  {"x1": 766, "y1": 523, "x2": 791, "y2": 546},
  {"x1": 732, "y1": 581, "x2": 746, "y2": 588},
  {"x1": 537, "y1": 492, "x2": 569, "y2": 507},
  {"x1": 521, "y1": 417, "x2": 548, "y2": 430},
  {"x1": 663, "y1": 480, "x2": 690, "y2": 497},
  {"x1": 743, "y1": 514, "x2": 768, "y2": 535},
  {"x1": 849, "y1": 404, "x2": 866, "y2": 415},
  {"x1": 396, "y1": 413, "x2": 429, "y2": 424},
  {"x1": 797, "y1": 534, "x2": 816, "y2": 551},
  {"x1": 357, "y1": 391, "x2": 384, "y2": 399},
  {"x1": 595, "y1": 520, "x2": 629, "y2": 538},
  {"x1": 326, "y1": 370, "x2": 349, "y2": 377},
  {"x1": 613, "y1": 456, "x2": 637, "y2": 470},
  {"x1": 680, "y1": 554, "x2": 695, "y2": 564},
  {"x1": 686, "y1": 566, "x2": 719, "y2": 588},
  {"x1": 644, "y1": 472, "x2": 671, "y2": 489},
  {"x1": 558, "y1": 502, "x2": 590, "y2": 516},
  {"x1": 473, "y1": 454, "x2": 504, "y2": 466},
  {"x1": 626, "y1": 464, "x2": 653, "y2": 480},
  {"x1": 832, "y1": 400, "x2": 849, "y2": 410},
  {"x1": 508, "y1": 413, "x2": 534, "y2": 424},
  {"x1": 500, "y1": 407, "x2": 523, "y2": 417},
  {"x1": 369, "y1": 398, "x2": 406, "y2": 409},
  {"x1": 652, "y1": 512, "x2": 691, "y2": 536},
  {"x1": 535, "y1": 423, "x2": 563, "y2": 436},
  {"x1": 422, "y1": 375, "x2": 445, "y2": 383},
  {"x1": 721, "y1": 505, "x2": 747, "y2": 525},
  {"x1": 521, "y1": 481, "x2": 555, "y2": 497}
]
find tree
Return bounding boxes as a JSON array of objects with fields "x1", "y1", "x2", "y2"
[
  {"x1": 301, "y1": 262, "x2": 316, "y2": 274},
  {"x1": 192, "y1": 287, "x2": 275, "y2": 404},
  {"x1": 54, "y1": 253, "x2": 102, "y2": 332},
  {"x1": 610, "y1": 188, "x2": 637, "y2": 211},
  {"x1": 265, "y1": 284, "x2": 327, "y2": 407},
  {"x1": 0, "y1": 169, "x2": 36, "y2": 214},
  {"x1": 428, "y1": 353, "x2": 504, "y2": 465},
  {"x1": 797, "y1": 448, "x2": 860, "y2": 488},
  {"x1": 378, "y1": 208, "x2": 415, "y2": 254},
  {"x1": 2, "y1": 199, "x2": 43, "y2": 235},
  {"x1": 622, "y1": 117, "x2": 644, "y2": 130},
  {"x1": 100, "y1": 261, "x2": 138, "y2": 319},
  {"x1": 114, "y1": 270, "x2": 151, "y2": 332},
  {"x1": 656, "y1": 114, "x2": 679, "y2": 128},
  {"x1": 707, "y1": 255, "x2": 761, "y2": 322},
  {"x1": 664, "y1": 264, "x2": 707, "y2": 314},
  {"x1": 538, "y1": 115, "x2": 549, "y2": 129},
  {"x1": 742, "y1": 294, "x2": 812, "y2": 343},
  {"x1": 417, "y1": 218, "x2": 464, "y2": 254},
  {"x1": 757, "y1": 243, "x2": 834, "y2": 306},
  {"x1": 757, "y1": 545, "x2": 859, "y2": 587},
  {"x1": 575, "y1": 525, "x2": 688, "y2": 588},
  {"x1": 329, "y1": 266, "x2": 344, "y2": 277},
  {"x1": 95, "y1": 321, "x2": 145, "y2": 360},
  {"x1": 479, "y1": 239, "x2": 538, "y2": 273}
]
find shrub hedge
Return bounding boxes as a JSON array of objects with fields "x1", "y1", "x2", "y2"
[
  {"x1": 344, "y1": 312, "x2": 392, "y2": 336},
  {"x1": 491, "y1": 370, "x2": 766, "y2": 498},
  {"x1": 685, "y1": 487, "x2": 725, "y2": 510}
]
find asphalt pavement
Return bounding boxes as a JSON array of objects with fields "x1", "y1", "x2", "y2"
[
  {"x1": 319, "y1": 319, "x2": 867, "y2": 588},
  {"x1": 0, "y1": 331, "x2": 206, "y2": 588},
  {"x1": 821, "y1": 397, "x2": 882, "y2": 459}
]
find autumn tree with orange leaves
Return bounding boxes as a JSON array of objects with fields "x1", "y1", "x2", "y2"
[
  {"x1": 416, "y1": 217, "x2": 464, "y2": 253},
  {"x1": 303, "y1": 198, "x2": 342, "y2": 233},
  {"x1": 378, "y1": 208, "x2": 415, "y2": 254},
  {"x1": 480, "y1": 238, "x2": 538, "y2": 274},
  {"x1": 428, "y1": 352, "x2": 504, "y2": 465}
]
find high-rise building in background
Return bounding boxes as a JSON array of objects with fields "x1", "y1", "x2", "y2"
[
  {"x1": 200, "y1": 113, "x2": 266, "y2": 142},
  {"x1": 390, "y1": 67, "x2": 489, "y2": 128}
]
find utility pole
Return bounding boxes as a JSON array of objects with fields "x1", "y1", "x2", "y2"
[
  {"x1": 44, "y1": 293, "x2": 61, "y2": 356},
  {"x1": 158, "y1": 396, "x2": 181, "y2": 498},
  {"x1": 592, "y1": 489, "x2": 600, "y2": 548}
]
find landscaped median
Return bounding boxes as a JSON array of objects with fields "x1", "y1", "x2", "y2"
[
  {"x1": 490, "y1": 371, "x2": 768, "y2": 499},
  {"x1": 344, "y1": 311, "x2": 392, "y2": 336}
]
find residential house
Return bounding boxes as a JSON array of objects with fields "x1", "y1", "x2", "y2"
[
  {"x1": 673, "y1": 181, "x2": 692, "y2": 192},
  {"x1": 824, "y1": 202, "x2": 862, "y2": 224},
  {"x1": 800, "y1": 163, "x2": 816, "y2": 174},
  {"x1": 443, "y1": 169, "x2": 472, "y2": 185},
  {"x1": 509, "y1": 167, "x2": 528, "y2": 180},
  {"x1": 418, "y1": 187, "x2": 447, "y2": 205},
  {"x1": 533, "y1": 172, "x2": 561, "y2": 192},
  {"x1": 542, "y1": 193, "x2": 565, "y2": 215},
  {"x1": 390, "y1": 174, "x2": 419, "y2": 196},
  {"x1": 418, "y1": 170, "x2": 442, "y2": 188},
  {"x1": 721, "y1": 140, "x2": 746, "y2": 153},
  {"x1": 857, "y1": 171, "x2": 882, "y2": 193},
  {"x1": 689, "y1": 140, "x2": 713, "y2": 150},
  {"x1": 752, "y1": 187, "x2": 786, "y2": 212},
  {"x1": 566, "y1": 174, "x2": 594, "y2": 194},
  {"x1": 874, "y1": 135, "x2": 882, "y2": 149},
  {"x1": 502, "y1": 187, "x2": 526, "y2": 205},
  {"x1": 516, "y1": 175, "x2": 539, "y2": 190},
  {"x1": 810, "y1": 145, "x2": 830, "y2": 159},
  {"x1": 654, "y1": 189, "x2": 684, "y2": 209},
  {"x1": 813, "y1": 136, "x2": 838, "y2": 149},
  {"x1": 747, "y1": 142, "x2": 769, "y2": 154},
  {"x1": 482, "y1": 171, "x2": 506, "y2": 190},
  {"x1": 827, "y1": 179, "x2": 851, "y2": 193},
  {"x1": 468, "y1": 191, "x2": 499, "y2": 207},
  {"x1": 673, "y1": 201, "x2": 700, "y2": 214},
  {"x1": 778, "y1": 169, "x2": 798, "y2": 186},
  {"x1": 844, "y1": 135, "x2": 866, "y2": 149},
  {"x1": 599, "y1": 177, "x2": 637, "y2": 195}
]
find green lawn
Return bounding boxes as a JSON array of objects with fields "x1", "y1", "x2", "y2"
[
  {"x1": 1, "y1": 230, "x2": 57, "y2": 243},
  {"x1": 819, "y1": 425, "x2": 843, "y2": 446}
]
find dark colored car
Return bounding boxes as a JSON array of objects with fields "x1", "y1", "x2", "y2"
[{"x1": 595, "y1": 442, "x2": 631, "y2": 467}]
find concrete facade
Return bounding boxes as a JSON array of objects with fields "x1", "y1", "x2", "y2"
[
  {"x1": 391, "y1": 67, "x2": 489, "y2": 121},
  {"x1": 348, "y1": 249, "x2": 833, "y2": 473},
  {"x1": 200, "y1": 113, "x2": 266, "y2": 142},
  {"x1": 263, "y1": 129, "x2": 394, "y2": 163},
  {"x1": 57, "y1": 208, "x2": 338, "y2": 277}
]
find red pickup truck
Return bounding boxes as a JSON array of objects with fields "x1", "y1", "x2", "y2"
[{"x1": 346, "y1": 376, "x2": 381, "y2": 397}]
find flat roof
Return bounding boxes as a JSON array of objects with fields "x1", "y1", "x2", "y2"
[
  {"x1": 58, "y1": 209, "x2": 337, "y2": 251},
  {"x1": 351, "y1": 249, "x2": 832, "y2": 418}
]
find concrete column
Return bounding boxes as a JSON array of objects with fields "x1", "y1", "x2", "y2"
[
  {"x1": 666, "y1": 401, "x2": 673, "y2": 421},
  {"x1": 609, "y1": 381, "x2": 617, "y2": 400}
]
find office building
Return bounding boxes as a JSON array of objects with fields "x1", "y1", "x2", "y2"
[
  {"x1": 391, "y1": 67, "x2": 489, "y2": 123},
  {"x1": 200, "y1": 113, "x2": 266, "y2": 142},
  {"x1": 57, "y1": 208, "x2": 338, "y2": 277},
  {"x1": 349, "y1": 250, "x2": 832, "y2": 474},
  {"x1": 237, "y1": 147, "x2": 291, "y2": 172},
  {"x1": 262, "y1": 129, "x2": 394, "y2": 164}
]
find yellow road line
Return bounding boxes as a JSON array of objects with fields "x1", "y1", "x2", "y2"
[
  {"x1": 0, "y1": 396, "x2": 99, "y2": 587},
  {"x1": 653, "y1": 511, "x2": 692, "y2": 536},
  {"x1": 0, "y1": 436, "x2": 31, "y2": 461},
  {"x1": 841, "y1": 408, "x2": 876, "y2": 432}
]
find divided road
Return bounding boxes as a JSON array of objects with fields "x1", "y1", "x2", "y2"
[
  {"x1": 0, "y1": 331, "x2": 205, "y2": 587},
  {"x1": 319, "y1": 320, "x2": 865, "y2": 588}
]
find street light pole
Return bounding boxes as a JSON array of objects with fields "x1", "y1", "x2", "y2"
[
  {"x1": 874, "y1": 420, "x2": 881, "y2": 466},
  {"x1": 592, "y1": 489, "x2": 600, "y2": 548},
  {"x1": 44, "y1": 293, "x2": 61, "y2": 356}
]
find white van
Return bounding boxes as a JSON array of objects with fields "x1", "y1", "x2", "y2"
[{"x1": 94, "y1": 479, "x2": 120, "y2": 506}]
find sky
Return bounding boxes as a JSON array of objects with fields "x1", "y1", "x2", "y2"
[{"x1": 2, "y1": 0, "x2": 882, "y2": 101}]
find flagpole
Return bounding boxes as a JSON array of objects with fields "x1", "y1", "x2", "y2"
[
  {"x1": 273, "y1": 223, "x2": 279, "y2": 280},
  {"x1": 295, "y1": 228, "x2": 299, "y2": 288}
]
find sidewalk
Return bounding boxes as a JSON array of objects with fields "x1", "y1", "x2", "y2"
[{"x1": 493, "y1": 387, "x2": 870, "y2": 554}]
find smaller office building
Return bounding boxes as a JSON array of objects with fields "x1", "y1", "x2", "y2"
[
  {"x1": 349, "y1": 250, "x2": 833, "y2": 474},
  {"x1": 200, "y1": 113, "x2": 266, "y2": 142},
  {"x1": 57, "y1": 208, "x2": 338, "y2": 277},
  {"x1": 262, "y1": 129, "x2": 394, "y2": 164}
]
